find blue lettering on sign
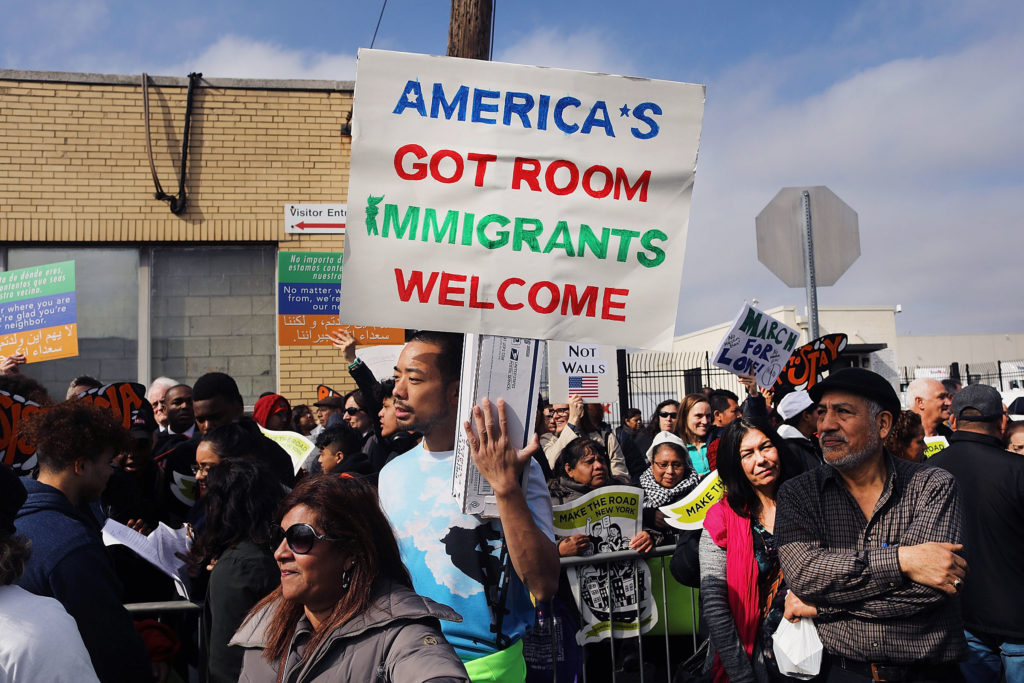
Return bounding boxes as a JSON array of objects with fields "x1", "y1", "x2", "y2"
[
  {"x1": 391, "y1": 80, "x2": 662, "y2": 140},
  {"x1": 0, "y1": 292, "x2": 77, "y2": 333},
  {"x1": 277, "y1": 283, "x2": 342, "y2": 315}
]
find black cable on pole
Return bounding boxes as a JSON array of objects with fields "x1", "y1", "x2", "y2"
[
  {"x1": 370, "y1": 0, "x2": 388, "y2": 49},
  {"x1": 141, "y1": 72, "x2": 201, "y2": 215}
]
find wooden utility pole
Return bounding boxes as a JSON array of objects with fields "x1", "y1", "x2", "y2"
[{"x1": 447, "y1": 0, "x2": 492, "y2": 60}]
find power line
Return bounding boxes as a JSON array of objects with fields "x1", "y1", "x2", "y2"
[{"x1": 370, "y1": 0, "x2": 388, "y2": 49}]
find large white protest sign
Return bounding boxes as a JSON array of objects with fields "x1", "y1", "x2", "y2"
[
  {"x1": 547, "y1": 341, "x2": 618, "y2": 403},
  {"x1": 712, "y1": 303, "x2": 801, "y2": 388},
  {"x1": 340, "y1": 49, "x2": 704, "y2": 350}
]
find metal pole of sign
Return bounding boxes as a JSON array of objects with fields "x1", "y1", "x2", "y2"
[
  {"x1": 608, "y1": 563, "x2": 617, "y2": 681},
  {"x1": 801, "y1": 190, "x2": 820, "y2": 340}
]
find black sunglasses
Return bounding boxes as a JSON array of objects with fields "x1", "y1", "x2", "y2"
[
  {"x1": 270, "y1": 523, "x2": 342, "y2": 555},
  {"x1": 343, "y1": 407, "x2": 365, "y2": 415},
  {"x1": 658, "y1": 411, "x2": 678, "y2": 419}
]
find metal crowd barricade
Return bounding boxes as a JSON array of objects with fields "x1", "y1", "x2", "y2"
[{"x1": 558, "y1": 544, "x2": 700, "y2": 683}]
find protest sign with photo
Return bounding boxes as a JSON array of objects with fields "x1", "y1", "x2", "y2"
[
  {"x1": 277, "y1": 251, "x2": 402, "y2": 346},
  {"x1": 0, "y1": 260, "x2": 78, "y2": 363},
  {"x1": 547, "y1": 341, "x2": 618, "y2": 403},
  {"x1": 713, "y1": 303, "x2": 800, "y2": 388},
  {"x1": 552, "y1": 485, "x2": 657, "y2": 644},
  {"x1": 340, "y1": 49, "x2": 705, "y2": 350}
]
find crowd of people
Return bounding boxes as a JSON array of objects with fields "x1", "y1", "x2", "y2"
[{"x1": 0, "y1": 333, "x2": 1021, "y2": 683}]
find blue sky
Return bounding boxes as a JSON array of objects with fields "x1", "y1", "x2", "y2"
[{"x1": 3, "y1": 0, "x2": 1022, "y2": 338}]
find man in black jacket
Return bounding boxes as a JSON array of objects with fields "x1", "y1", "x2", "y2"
[{"x1": 928, "y1": 384, "x2": 1024, "y2": 683}]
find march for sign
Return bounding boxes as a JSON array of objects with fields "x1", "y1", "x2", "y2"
[
  {"x1": 712, "y1": 303, "x2": 801, "y2": 388},
  {"x1": 340, "y1": 49, "x2": 705, "y2": 350}
]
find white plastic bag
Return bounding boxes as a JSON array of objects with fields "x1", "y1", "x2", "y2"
[{"x1": 772, "y1": 617, "x2": 823, "y2": 679}]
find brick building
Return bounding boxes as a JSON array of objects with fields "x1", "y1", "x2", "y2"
[{"x1": 0, "y1": 69, "x2": 361, "y2": 404}]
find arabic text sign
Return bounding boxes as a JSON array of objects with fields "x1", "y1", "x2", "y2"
[
  {"x1": 547, "y1": 342, "x2": 618, "y2": 403},
  {"x1": 552, "y1": 485, "x2": 657, "y2": 644},
  {"x1": 277, "y1": 252, "x2": 402, "y2": 346},
  {"x1": 0, "y1": 260, "x2": 78, "y2": 363},
  {"x1": 340, "y1": 49, "x2": 704, "y2": 350},
  {"x1": 712, "y1": 303, "x2": 800, "y2": 388}
]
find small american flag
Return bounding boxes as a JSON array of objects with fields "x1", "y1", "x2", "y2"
[{"x1": 568, "y1": 375, "x2": 599, "y2": 399}]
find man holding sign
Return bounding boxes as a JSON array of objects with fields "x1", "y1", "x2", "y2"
[{"x1": 377, "y1": 331, "x2": 558, "y2": 681}]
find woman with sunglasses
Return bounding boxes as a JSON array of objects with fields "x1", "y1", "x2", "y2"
[
  {"x1": 698, "y1": 418, "x2": 810, "y2": 683},
  {"x1": 196, "y1": 457, "x2": 284, "y2": 683},
  {"x1": 233, "y1": 474, "x2": 469, "y2": 682},
  {"x1": 634, "y1": 399, "x2": 680, "y2": 460}
]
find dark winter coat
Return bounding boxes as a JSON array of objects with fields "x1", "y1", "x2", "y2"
[{"x1": 15, "y1": 478, "x2": 153, "y2": 683}]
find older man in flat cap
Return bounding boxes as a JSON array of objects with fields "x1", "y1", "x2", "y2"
[{"x1": 775, "y1": 368, "x2": 967, "y2": 683}]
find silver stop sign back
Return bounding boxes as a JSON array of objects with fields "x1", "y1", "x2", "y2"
[{"x1": 756, "y1": 186, "x2": 860, "y2": 287}]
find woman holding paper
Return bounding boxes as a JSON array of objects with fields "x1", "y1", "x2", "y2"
[
  {"x1": 698, "y1": 417, "x2": 811, "y2": 683},
  {"x1": 674, "y1": 393, "x2": 715, "y2": 475},
  {"x1": 194, "y1": 458, "x2": 284, "y2": 683}
]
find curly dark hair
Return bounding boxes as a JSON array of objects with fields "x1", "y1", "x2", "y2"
[
  {"x1": 884, "y1": 410, "x2": 924, "y2": 462},
  {"x1": 194, "y1": 457, "x2": 284, "y2": 561},
  {"x1": 0, "y1": 374, "x2": 52, "y2": 406},
  {"x1": 0, "y1": 533, "x2": 31, "y2": 585},
  {"x1": 20, "y1": 400, "x2": 129, "y2": 471}
]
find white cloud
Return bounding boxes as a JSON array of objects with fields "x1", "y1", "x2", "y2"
[
  {"x1": 496, "y1": 27, "x2": 640, "y2": 77},
  {"x1": 678, "y1": 22, "x2": 1024, "y2": 337},
  {"x1": 168, "y1": 34, "x2": 356, "y2": 81}
]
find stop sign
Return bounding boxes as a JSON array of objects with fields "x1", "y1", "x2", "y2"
[{"x1": 756, "y1": 186, "x2": 860, "y2": 287}]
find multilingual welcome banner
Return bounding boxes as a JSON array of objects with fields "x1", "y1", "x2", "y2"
[{"x1": 340, "y1": 49, "x2": 704, "y2": 350}]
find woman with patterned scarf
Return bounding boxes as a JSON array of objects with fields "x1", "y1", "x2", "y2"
[{"x1": 639, "y1": 431, "x2": 703, "y2": 545}]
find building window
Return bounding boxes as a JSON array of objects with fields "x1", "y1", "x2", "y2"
[
  {"x1": 151, "y1": 247, "x2": 276, "y2": 403},
  {"x1": 7, "y1": 248, "x2": 139, "y2": 401},
  {"x1": 5, "y1": 245, "x2": 276, "y2": 405}
]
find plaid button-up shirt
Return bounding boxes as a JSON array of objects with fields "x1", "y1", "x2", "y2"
[{"x1": 776, "y1": 453, "x2": 966, "y2": 664}]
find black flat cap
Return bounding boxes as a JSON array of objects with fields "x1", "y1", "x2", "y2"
[{"x1": 809, "y1": 367, "x2": 902, "y2": 417}]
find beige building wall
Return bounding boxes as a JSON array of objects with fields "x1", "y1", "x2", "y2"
[
  {"x1": 897, "y1": 334, "x2": 1024, "y2": 368},
  {"x1": 0, "y1": 70, "x2": 361, "y2": 404}
]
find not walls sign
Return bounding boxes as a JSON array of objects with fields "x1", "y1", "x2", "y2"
[{"x1": 547, "y1": 341, "x2": 618, "y2": 403}]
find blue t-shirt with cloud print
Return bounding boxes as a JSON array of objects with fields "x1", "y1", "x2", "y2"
[{"x1": 378, "y1": 443, "x2": 555, "y2": 661}]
